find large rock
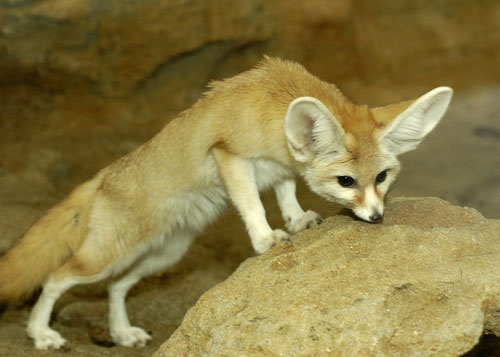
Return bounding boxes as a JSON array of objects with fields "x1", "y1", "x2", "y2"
[{"x1": 155, "y1": 197, "x2": 500, "y2": 356}]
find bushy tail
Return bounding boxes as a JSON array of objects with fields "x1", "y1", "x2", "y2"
[{"x1": 0, "y1": 178, "x2": 99, "y2": 303}]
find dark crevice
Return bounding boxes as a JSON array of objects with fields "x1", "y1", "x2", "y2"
[
  {"x1": 133, "y1": 40, "x2": 236, "y2": 92},
  {"x1": 134, "y1": 38, "x2": 269, "y2": 93},
  {"x1": 462, "y1": 333, "x2": 500, "y2": 356},
  {"x1": 0, "y1": 0, "x2": 44, "y2": 8}
]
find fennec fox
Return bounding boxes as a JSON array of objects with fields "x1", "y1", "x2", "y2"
[{"x1": 0, "y1": 57, "x2": 452, "y2": 349}]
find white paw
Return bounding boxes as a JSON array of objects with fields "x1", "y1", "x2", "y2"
[
  {"x1": 111, "y1": 326, "x2": 151, "y2": 347},
  {"x1": 286, "y1": 210, "x2": 323, "y2": 234},
  {"x1": 28, "y1": 326, "x2": 67, "y2": 350},
  {"x1": 253, "y1": 229, "x2": 291, "y2": 254}
]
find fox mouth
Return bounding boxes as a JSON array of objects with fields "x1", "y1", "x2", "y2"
[
  {"x1": 366, "y1": 215, "x2": 383, "y2": 223},
  {"x1": 320, "y1": 194, "x2": 384, "y2": 223},
  {"x1": 366, "y1": 212, "x2": 383, "y2": 223},
  {"x1": 350, "y1": 212, "x2": 384, "y2": 223},
  {"x1": 352, "y1": 206, "x2": 384, "y2": 223},
  {"x1": 336, "y1": 207, "x2": 383, "y2": 223}
]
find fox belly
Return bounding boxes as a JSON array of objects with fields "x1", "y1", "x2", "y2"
[
  {"x1": 165, "y1": 183, "x2": 229, "y2": 235},
  {"x1": 160, "y1": 156, "x2": 293, "y2": 239}
]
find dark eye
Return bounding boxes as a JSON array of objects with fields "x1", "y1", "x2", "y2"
[
  {"x1": 337, "y1": 176, "x2": 355, "y2": 187},
  {"x1": 375, "y1": 170, "x2": 387, "y2": 184}
]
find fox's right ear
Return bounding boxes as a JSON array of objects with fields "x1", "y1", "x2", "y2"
[
  {"x1": 284, "y1": 97, "x2": 345, "y2": 163},
  {"x1": 375, "y1": 87, "x2": 453, "y2": 156}
]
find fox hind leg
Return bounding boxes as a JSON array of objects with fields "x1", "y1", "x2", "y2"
[
  {"x1": 27, "y1": 230, "x2": 194, "y2": 349},
  {"x1": 108, "y1": 230, "x2": 194, "y2": 347},
  {"x1": 27, "y1": 270, "x2": 107, "y2": 349},
  {"x1": 27, "y1": 277, "x2": 74, "y2": 349},
  {"x1": 26, "y1": 228, "x2": 145, "y2": 349}
]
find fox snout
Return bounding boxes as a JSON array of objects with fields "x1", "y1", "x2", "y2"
[
  {"x1": 352, "y1": 185, "x2": 385, "y2": 223},
  {"x1": 368, "y1": 211, "x2": 383, "y2": 223},
  {"x1": 353, "y1": 205, "x2": 384, "y2": 223}
]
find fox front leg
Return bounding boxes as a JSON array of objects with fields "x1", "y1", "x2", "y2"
[
  {"x1": 213, "y1": 148, "x2": 290, "y2": 254},
  {"x1": 274, "y1": 179, "x2": 323, "y2": 234}
]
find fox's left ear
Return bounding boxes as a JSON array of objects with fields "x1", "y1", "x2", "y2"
[
  {"x1": 374, "y1": 87, "x2": 453, "y2": 155},
  {"x1": 284, "y1": 97, "x2": 346, "y2": 163}
]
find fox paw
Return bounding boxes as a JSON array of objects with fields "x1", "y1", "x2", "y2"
[
  {"x1": 28, "y1": 326, "x2": 67, "y2": 350},
  {"x1": 111, "y1": 326, "x2": 151, "y2": 347},
  {"x1": 286, "y1": 210, "x2": 323, "y2": 234},
  {"x1": 254, "y1": 229, "x2": 291, "y2": 254}
]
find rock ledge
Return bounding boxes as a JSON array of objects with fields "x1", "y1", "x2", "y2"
[{"x1": 155, "y1": 197, "x2": 500, "y2": 356}]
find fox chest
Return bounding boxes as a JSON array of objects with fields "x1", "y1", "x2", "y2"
[{"x1": 252, "y1": 158, "x2": 296, "y2": 191}]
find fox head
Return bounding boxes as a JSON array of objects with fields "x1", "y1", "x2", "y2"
[{"x1": 284, "y1": 87, "x2": 453, "y2": 222}]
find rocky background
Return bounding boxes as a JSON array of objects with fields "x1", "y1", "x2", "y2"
[{"x1": 0, "y1": 0, "x2": 499, "y2": 356}]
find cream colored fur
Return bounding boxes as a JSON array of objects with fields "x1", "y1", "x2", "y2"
[{"x1": 0, "y1": 57, "x2": 452, "y2": 349}]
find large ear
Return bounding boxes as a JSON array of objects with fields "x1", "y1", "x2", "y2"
[
  {"x1": 284, "y1": 96, "x2": 345, "y2": 163},
  {"x1": 375, "y1": 87, "x2": 453, "y2": 156}
]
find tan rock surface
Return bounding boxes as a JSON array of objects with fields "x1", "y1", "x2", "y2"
[{"x1": 155, "y1": 197, "x2": 500, "y2": 356}]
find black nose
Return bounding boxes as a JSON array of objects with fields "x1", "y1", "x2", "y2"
[{"x1": 369, "y1": 213, "x2": 382, "y2": 222}]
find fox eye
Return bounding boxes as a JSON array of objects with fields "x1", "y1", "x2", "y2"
[
  {"x1": 337, "y1": 176, "x2": 355, "y2": 187},
  {"x1": 376, "y1": 170, "x2": 388, "y2": 184}
]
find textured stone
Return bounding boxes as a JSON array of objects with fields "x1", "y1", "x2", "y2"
[
  {"x1": 155, "y1": 197, "x2": 500, "y2": 356},
  {"x1": 1, "y1": 0, "x2": 273, "y2": 97}
]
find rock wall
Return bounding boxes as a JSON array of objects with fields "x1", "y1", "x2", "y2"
[
  {"x1": 2, "y1": 0, "x2": 499, "y2": 203},
  {"x1": 2, "y1": 0, "x2": 499, "y2": 100}
]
